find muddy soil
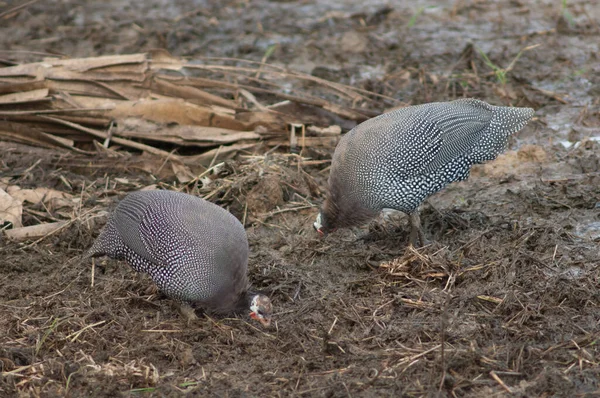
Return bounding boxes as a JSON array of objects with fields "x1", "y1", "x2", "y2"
[{"x1": 1, "y1": 0, "x2": 599, "y2": 397}]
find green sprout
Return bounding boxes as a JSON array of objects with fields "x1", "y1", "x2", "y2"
[
  {"x1": 561, "y1": 0, "x2": 576, "y2": 28},
  {"x1": 407, "y1": 6, "x2": 437, "y2": 28},
  {"x1": 476, "y1": 44, "x2": 541, "y2": 85}
]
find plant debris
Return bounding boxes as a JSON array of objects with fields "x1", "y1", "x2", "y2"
[{"x1": 1, "y1": 0, "x2": 599, "y2": 397}]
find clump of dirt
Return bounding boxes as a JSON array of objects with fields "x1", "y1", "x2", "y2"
[
  {"x1": 246, "y1": 175, "x2": 285, "y2": 214},
  {"x1": 472, "y1": 144, "x2": 551, "y2": 179},
  {"x1": 190, "y1": 155, "x2": 322, "y2": 223}
]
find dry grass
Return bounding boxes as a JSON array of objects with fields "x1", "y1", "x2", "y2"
[
  {"x1": 2, "y1": 139, "x2": 598, "y2": 397},
  {"x1": 1, "y1": 0, "x2": 600, "y2": 396}
]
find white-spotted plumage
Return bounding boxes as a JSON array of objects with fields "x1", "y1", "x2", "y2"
[
  {"x1": 316, "y1": 98, "x2": 534, "y2": 243},
  {"x1": 85, "y1": 190, "x2": 272, "y2": 324}
]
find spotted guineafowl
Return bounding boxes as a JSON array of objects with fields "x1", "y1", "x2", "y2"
[
  {"x1": 314, "y1": 98, "x2": 534, "y2": 245},
  {"x1": 85, "y1": 190, "x2": 272, "y2": 326}
]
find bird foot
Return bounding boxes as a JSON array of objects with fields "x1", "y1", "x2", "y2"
[
  {"x1": 409, "y1": 230, "x2": 431, "y2": 247},
  {"x1": 409, "y1": 212, "x2": 431, "y2": 247},
  {"x1": 176, "y1": 302, "x2": 198, "y2": 325},
  {"x1": 144, "y1": 284, "x2": 159, "y2": 296}
]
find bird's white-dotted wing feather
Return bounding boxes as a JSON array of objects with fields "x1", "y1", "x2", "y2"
[
  {"x1": 109, "y1": 190, "x2": 249, "y2": 305},
  {"x1": 135, "y1": 192, "x2": 248, "y2": 303},
  {"x1": 112, "y1": 191, "x2": 162, "y2": 266}
]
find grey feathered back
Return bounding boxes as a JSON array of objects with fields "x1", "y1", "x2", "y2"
[
  {"x1": 329, "y1": 98, "x2": 534, "y2": 215},
  {"x1": 87, "y1": 190, "x2": 249, "y2": 313}
]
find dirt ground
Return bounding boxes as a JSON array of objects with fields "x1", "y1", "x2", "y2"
[{"x1": 1, "y1": 0, "x2": 599, "y2": 397}]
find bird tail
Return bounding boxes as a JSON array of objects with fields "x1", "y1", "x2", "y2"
[
  {"x1": 64, "y1": 247, "x2": 96, "y2": 268},
  {"x1": 77, "y1": 242, "x2": 101, "y2": 265},
  {"x1": 469, "y1": 105, "x2": 534, "y2": 164},
  {"x1": 81, "y1": 235, "x2": 107, "y2": 260},
  {"x1": 79, "y1": 247, "x2": 96, "y2": 262},
  {"x1": 492, "y1": 105, "x2": 535, "y2": 138},
  {"x1": 76, "y1": 223, "x2": 112, "y2": 267}
]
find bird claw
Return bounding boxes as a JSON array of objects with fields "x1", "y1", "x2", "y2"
[
  {"x1": 176, "y1": 302, "x2": 198, "y2": 325},
  {"x1": 409, "y1": 212, "x2": 431, "y2": 247},
  {"x1": 409, "y1": 232, "x2": 431, "y2": 247}
]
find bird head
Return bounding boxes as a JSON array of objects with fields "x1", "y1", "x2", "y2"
[
  {"x1": 249, "y1": 294, "x2": 272, "y2": 327},
  {"x1": 313, "y1": 212, "x2": 336, "y2": 236}
]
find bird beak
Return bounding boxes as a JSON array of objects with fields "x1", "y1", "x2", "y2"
[
  {"x1": 317, "y1": 228, "x2": 325, "y2": 237},
  {"x1": 250, "y1": 312, "x2": 271, "y2": 328}
]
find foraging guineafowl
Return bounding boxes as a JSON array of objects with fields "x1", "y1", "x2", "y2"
[
  {"x1": 314, "y1": 98, "x2": 534, "y2": 245},
  {"x1": 85, "y1": 190, "x2": 272, "y2": 326}
]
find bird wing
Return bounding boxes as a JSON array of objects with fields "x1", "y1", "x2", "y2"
[
  {"x1": 418, "y1": 99, "x2": 493, "y2": 174},
  {"x1": 361, "y1": 99, "x2": 493, "y2": 178},
  {"x1": 113, "y1": 191, "x2": 203, "y2": 269},
  {"x1": 136, "y1": 196, "x2": 248, "y2": 302},
  {"x1": 184, "y1": 206, "x2": 249, "y2": 297},
  {"x1": 113, "y1": 192, "x2": 163, "y2": 267}
]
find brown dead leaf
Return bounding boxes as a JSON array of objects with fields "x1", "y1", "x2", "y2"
[
  {"x1": 267, "y1": 135, "x2": 340, "y2": 149},
  {"x1": 0, "y1": 121, "x2": 77, "y2": 150},
  {"x1": 0, "y1": 52, "x2": 390, "y2": 161},
  {"x1": 116, "y1": 118, "x2": 260, "y2": 146},
  {"x1": 306, "y1": 125, "x2": 342, "y2": 136},
  {"x1": 4, "y1": 221, "x2": 68, "y2": 241},
  {"x1": 109, "y1": 99, "x2": 249, "y2": 130},
  {"x1": 42, "y1": 53, "x2": 147, "y2": 72},
  {"x1": 472, "y1": 145, "x2": 550, "y2": 179},
  {"x1": 0, "y1": 89, "x2": 50, "y2": 105},
  {"x1": 151, "y1": 78, "x2": 237, "y2": 109},
  {"x1": 236, "y1": 110, "x2": 289, "y2": 130},
  {"x1": 0, "y1": 80, "x2": 47, "y2": 95},
  {"x1": 6, "y1": 186, "x2": 75, "y2": 211},
  {"x1": 148, "y1": 49, "x2": 185, "y2": 70},
  {"x1": 182, "y1": 143, "x2": 258, "y2": 167},
  {"x1": 171, "y1": 161, "x2": 195, "y2": 183}
]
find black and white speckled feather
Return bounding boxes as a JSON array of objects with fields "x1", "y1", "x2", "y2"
[
  {"x1": 315, "y1": 98, "x2": 534, "y2": 238},
  {"x1": 86, "y1": 190, "x2": 260, "y2": 316}
]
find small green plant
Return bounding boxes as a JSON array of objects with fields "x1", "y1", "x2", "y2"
[
  {"x1": 477, "y1": 49, "x2": 507, "y2": 85},
  {"x1": 65, "y1": 370, "x2": 80, "y2": 395},
  {"x1": 130, "y1": 387, "x2": 156, "y2": 393},
  {"x1": 130, "y1": 381, "x2": 202, "y2": 394},
  {"x1": 256, "y1": 43, "x2": 279, "y2": 78},
  {"x1": 262, "y1": 44, "x2": 278, "y2": 63},
  {"x1": 35, "y1": 317, "x2": 64, "y2": 356},
  {"x1": 561, "y1": 0, "x2": 576, "y2": 28},
  {"x1": 407, "y1": 6, "x2": 437, "y2": 28},
  {"x1": 476, "y1": 44, "x2": 541, "y2": 85},
  {"x1": 179, "y1": 381, "x2": 202, "y2": 388}
]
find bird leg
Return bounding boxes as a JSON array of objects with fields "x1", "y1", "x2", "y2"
[
  {"x1": 409, "y1": 212, "x2": 430, "y2": 247},
  {"x1": 175, "y1": 301, "x2": 198, "y2": 325}
]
